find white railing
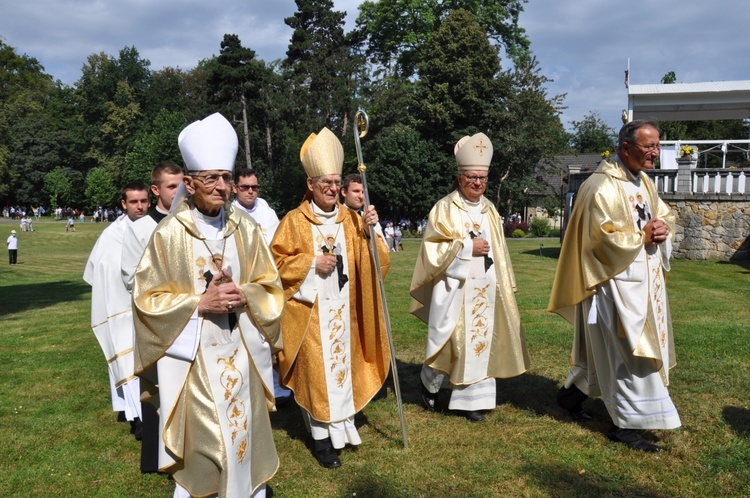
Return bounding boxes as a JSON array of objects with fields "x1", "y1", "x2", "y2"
[
  {"x1": 691, "y1": 168, "x2": 748, "y2": 195},
  {"x1": 646, "y1": 170, "x2": 678, "y2": 194}
]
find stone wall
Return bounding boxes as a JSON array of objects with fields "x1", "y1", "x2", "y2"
[{"x1": 665, "y1": 196, "x2": 750, "y2": 260}]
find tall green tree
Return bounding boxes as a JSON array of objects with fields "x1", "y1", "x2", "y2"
[
  {"x1": 124, "y1": 109, "x2": 185, "y2": 185},
  {"x1": 284, "y1": 0, "x2": 358, "y2": 133},
  {"x1": 208, "y1": 34, "x2": 265, "y2": 168},
  {"x1": 568, "y1": 111, "x2": 616, "y2": 153},
  {"x1": 488, "y1": 55, "x2": 567, "y2": 214},
  {"x1": 413, "y1": 9, "x2": 504, "y2": 148},
  {"x1": 355, "y1": 0, "x2": 530, "y2": 77},
  {"x1": 75, "y1": 47, "x2": 151, "y2": 175},
  {"x1": 0, "y1": 39, "x2": 57, "y2": 205},
  {"x1": 84, "y1": 166, "x2": 118, "y2": 210},
  {"x1": 364, "y1": 124, "x2": 449, "y2": 219},
  {"x1": 44, "y1": 166, "x2": 84, "y2": 208}
]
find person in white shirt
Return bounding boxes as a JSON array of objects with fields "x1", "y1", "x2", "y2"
[
  {"x1": 120, "y1": 160, "x2": 183, "y2": 473},
  {"x1": 232, "y1": 168, "x2": 280, "y2": 242},
  {"x1": 83, "y1": 182, "x2": 149, "y2": 438},
  {"x1": 232, "y1": 168, "x2": 291, "y2": 403},
  {"x1": 6, "y1": 229, "x2": 18, "y2": 264}
]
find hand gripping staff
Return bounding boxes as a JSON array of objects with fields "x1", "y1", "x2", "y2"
[{"x1": 353, "y1": 109, "x2": 408, "y2": 448}]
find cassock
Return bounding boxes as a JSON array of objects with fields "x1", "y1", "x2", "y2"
[
  {"x1": 121, "y1": 209, "x2": 168, "y2": 292},
  {"x1": 410, "y1": 190, "x2": 529, "y2": 411},
  {"x1": 271, "y1": 198, "x2": 390, "y2": 448},
  {"x1": 548, "y1": 158, "x2": 680, "y2": 430},
  {"x1": 133, "y1": 199, "x2": 283, "y2": 497},
  {"x1": 83, "y1": 214, "x2": 142, "y2": 422},
  {"x1": 233, "y1": 197, "x2": 279, "y2": 243},
  {"x1": 120, "y1": 208, "x2": 168, "y2": 473}
]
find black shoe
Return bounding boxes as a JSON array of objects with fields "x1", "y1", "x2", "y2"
[
  {"x1": 313, "y1": 438, "x2": 342, "y2": 469},
  {"x1": 455, "y1": 410, "x2": 485, "y2": 423},
  {"x1": 557, "y1": 385, "x2": 591, "y2": 421},
  {"x1": 130, "y1": 417, "x2": 143, "y2": 441},
  {"x1": 567, "y1": 407, "x2": 593, "y2": 421},
  {"x1": 607, "y1": 427, "x2": 660, "y2": 453},
  {"x1": 420, "y1": 386, "x2": 437, "y2": 411}
]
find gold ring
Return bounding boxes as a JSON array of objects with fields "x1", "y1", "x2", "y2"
[{"x1": 228, "y1": 302, "x2": 234, "y2": 310}]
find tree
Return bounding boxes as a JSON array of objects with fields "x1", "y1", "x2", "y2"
[
  {"x1": 123, "y1": 109, "x2": 185, "y2": 185},
  {"x1": 0, "y1": 39, "x2": 56, "y2": 204},
  {"x1": 84, "y1": 167, "x2": 118, "y2": 210},
  {"x1": 488, "y1": 56, "x2": 567, "y2": 214},
  {"x1": 44, "y1": 167, "x2": 84, "y2": 208},
  {"x1": 413, "y1": 9, "x2": 505, "y2": 149},
  {"x1": 364, "y1": 124, "x2": 449, "y2": 219},
  {"x1": 208, "y1": 34, "x2": 264, "y2": 168},
  {"x1": 355, "y1": 0, "x2": 530, "y2": 77},
  {"x1": 284, "y1": 0, "x2": 358, "y2": 133},
  {"x1": 568, "y1": 111, "x2": 616, "y2": 153}
]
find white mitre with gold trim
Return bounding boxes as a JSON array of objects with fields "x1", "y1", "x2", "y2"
[
  {"x1": 455, "y1": 132, "x2": 493, "y2": 172},
  {"x1": 178, "y1": 112, "x2": 238, "y2": 173},
  {"x1": 300, "y1": 127, "x2": 344, "y2": 178}
]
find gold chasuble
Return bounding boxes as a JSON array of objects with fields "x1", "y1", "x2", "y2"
[
  {"x1": 410, "y1": 190, "x2": 529, "y2": 383},
  {"x1": 133, "y1": 199, "x2": 283, "y2": 497},
  {"x1": 271, "y1": 199, "x2": 391, "y2": 423},
  {"x1": 548, "y1": 159, "x2": 676, "y2": 376}
]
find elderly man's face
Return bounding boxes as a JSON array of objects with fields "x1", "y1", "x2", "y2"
[
  {"x1": 308, "y1": 174, "x2": 341, "y2": 212},
  {"x1": 621, "y1": 125, "x2": 660, "y2": 175},
  {"x1": 185, "y1": 170, "x2": 232, "y2": 216},
  {"x1": 121, "y1": 189, "x2": 149, "y2": 221},
  {"x1": 457, "y1": 170, "x2": 488, "y2": 202},
  {"x1": 342, "y1": 181, "x2": 364, "y2": 210}
]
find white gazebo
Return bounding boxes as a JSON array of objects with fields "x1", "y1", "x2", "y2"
[{"x1": 626, "y1": 80, "x2": 750, "y2": 169}]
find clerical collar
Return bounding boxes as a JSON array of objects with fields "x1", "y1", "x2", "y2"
[
  {"x1": 459, "y1": 192, "x2": 482, "y2": 210},
  {"x1": 149, "y1": 206, "x2": 169, "y2": 223},
  {"x1": 310, "y1": 201, "x2": 338, "y2": 221},
  {"x1": 191, "y1": 204, "x2": 224, "y2": 239},
  {"x1": 614, "y1": 155, "x2": 640, "y2": 183}
]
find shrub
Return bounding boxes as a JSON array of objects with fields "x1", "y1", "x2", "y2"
[
  {"x1": 503, "y1": 221, "x2": 529, "y2": 238},
  {"x1": 529, "y1": 217, "x2": 552, "y2": 237},
  {"x1": 511, "y1": 229, "x2": 526, "y2": 238}
]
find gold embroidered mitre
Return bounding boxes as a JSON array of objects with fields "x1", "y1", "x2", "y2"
[
  {"x1": 300, "y1": 127, "x2": 344, "y2": 178},
  {"x1": 455, "y1": 132, "x2": 493, "y2": 172}
]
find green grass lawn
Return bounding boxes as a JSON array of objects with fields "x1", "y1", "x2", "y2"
[{"x1": 1, "y1": 218, "x2": 748, "y2": 497}]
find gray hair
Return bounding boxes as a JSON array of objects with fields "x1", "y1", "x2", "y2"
[{"x1": 618, "y1": 120, "x2": 661, "y2": 149}]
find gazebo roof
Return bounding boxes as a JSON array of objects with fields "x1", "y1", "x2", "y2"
[{"x1": 628, "y1": 80, "x2": 750, "y2": 121}]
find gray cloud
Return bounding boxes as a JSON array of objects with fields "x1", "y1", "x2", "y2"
[
  {"x1": 1, "y1": 0, "x2": 746, "y2": 133},
  {"x1": 521, "y1": 0, "x2": 750, "y2": 130}
]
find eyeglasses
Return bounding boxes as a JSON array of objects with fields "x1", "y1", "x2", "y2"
[
  {"x1": 190, "y1": 172, "x2": 233, "y2": 188},
  {"x1": 462, "y1": 174, "x2": 489, "y2": 184},
  {"x1": 630, "y1": 143, "x2": 660, "y2": 153},
  {"x1": 316, "y1": 178, "x2": 342, "y2": 190},
  {"x1": 237, "y1": 184, "x2": 260, "y2": 192}
]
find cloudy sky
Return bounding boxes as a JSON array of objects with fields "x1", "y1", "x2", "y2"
[{"x1": 2, "y1": 0, "x2": 748, "y2": 131}]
